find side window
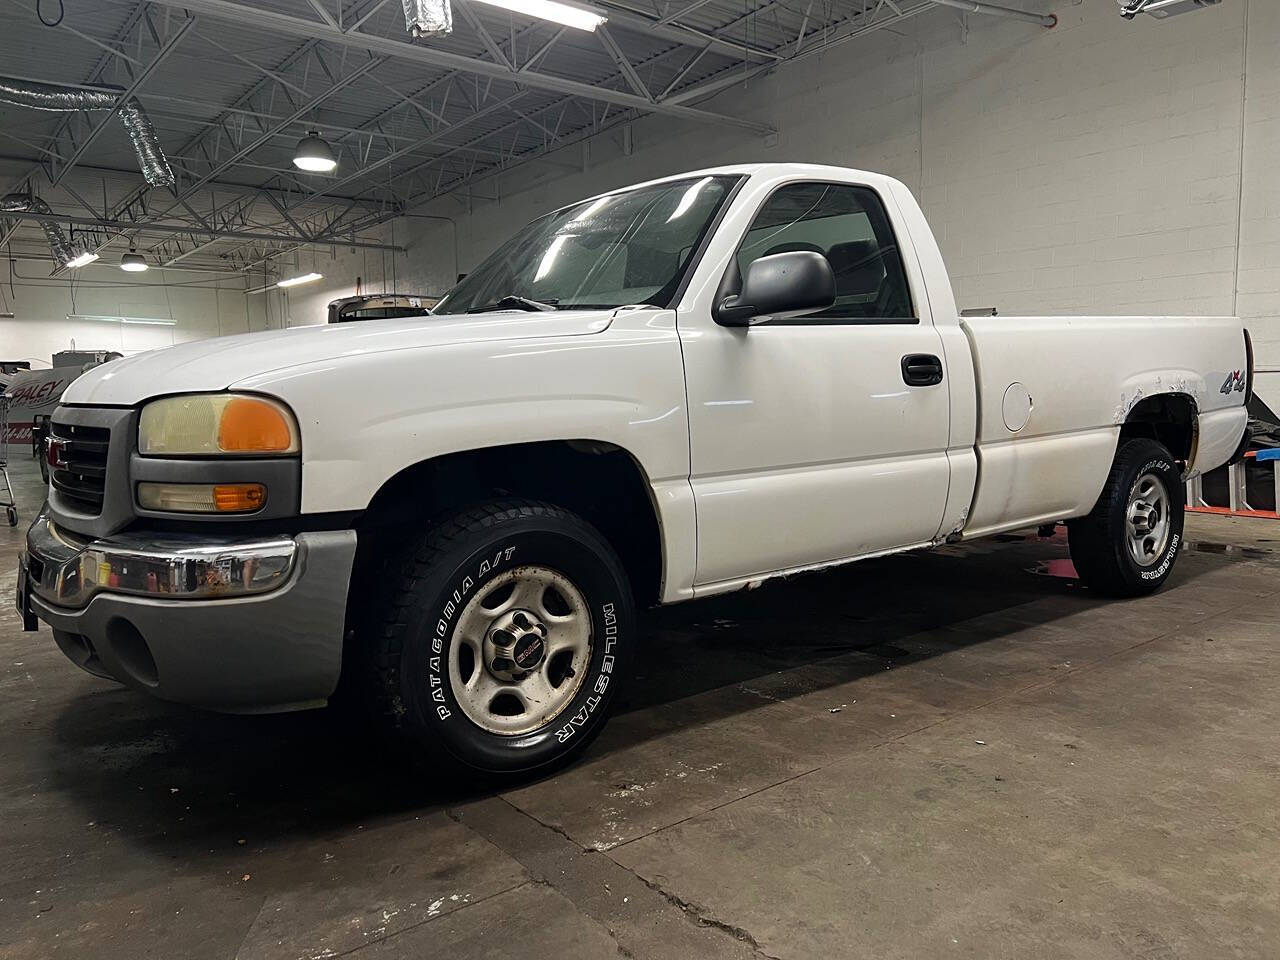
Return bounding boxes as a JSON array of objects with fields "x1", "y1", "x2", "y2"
[{"x1": 736, "y1": 182, "x2": 915, "y2": 322}]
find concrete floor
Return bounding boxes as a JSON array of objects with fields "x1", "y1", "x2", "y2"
[{"x1": 3, "y1": 451, "x2": 1279, "y2": 960}]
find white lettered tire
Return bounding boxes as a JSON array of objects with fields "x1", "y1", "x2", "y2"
[
  {"x1": 1068, "y1": 439, "x2": 1185, "y2": 597},
  {"x1": 371, "y1": 500, "x2": 633, "y2": 776}
]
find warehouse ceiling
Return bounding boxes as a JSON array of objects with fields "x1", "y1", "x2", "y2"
[{"x1": 0, "y1": 0, "x2": 1049, "y2": 276}]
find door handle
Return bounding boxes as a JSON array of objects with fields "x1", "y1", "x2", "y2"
[{"x1": 901, "y1": 354, "x2": 944, "y2": 387}]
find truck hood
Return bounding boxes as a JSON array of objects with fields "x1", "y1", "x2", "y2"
[{"x1": 62, "y1": 309, "x2": 616, "y2": 406}]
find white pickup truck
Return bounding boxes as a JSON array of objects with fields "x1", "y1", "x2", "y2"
[{"x1": 18, "y1": 163, "x2": 1252, "y2": 776}]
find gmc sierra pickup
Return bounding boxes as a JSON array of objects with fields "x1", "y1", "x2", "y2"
[{"x1": 17, "y1": 163, "x2": 1252, "y2": 776}]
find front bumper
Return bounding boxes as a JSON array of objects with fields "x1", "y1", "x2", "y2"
[{"x1": 17, "y1": 511, "x2": 357, "y2": 713}]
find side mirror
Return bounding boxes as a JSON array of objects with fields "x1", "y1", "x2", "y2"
[{"x1": 713, "y1": 251, "x2": 836, "y2": 327}]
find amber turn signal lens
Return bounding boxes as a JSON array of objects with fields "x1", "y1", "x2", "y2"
[
  {"x1": 213, "y1": 483, "x2": 267, "y2": 512},
  {"x1": 218, "y1": 397, "x2": 296, "y2": 453},
  {"x1": 138, "y1": 482, "x2": 266, "y2": 513}
]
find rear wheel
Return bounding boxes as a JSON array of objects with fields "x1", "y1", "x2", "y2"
[
  {"x1": 369, "y1": 500, "x2": 633, "y2": 777},
  {"x1": 1068, "y1": 438, "x2": 1184, "y2": 597}
]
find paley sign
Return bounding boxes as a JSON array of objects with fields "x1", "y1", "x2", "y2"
[{"x1": 2, "y1": 368, "x2": 75, "y2": 445}]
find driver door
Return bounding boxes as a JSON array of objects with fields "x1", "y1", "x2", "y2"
[{"x1": 679, "y1": 178, "x2": 952, "y2": 588}]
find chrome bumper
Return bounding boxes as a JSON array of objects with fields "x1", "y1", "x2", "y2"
[
  {"x1": 23, "y1": 511, "x2": 297, "y2": 608},
  {"x1": 19, "y1": 510, "x2": 358, "y2": 713}
]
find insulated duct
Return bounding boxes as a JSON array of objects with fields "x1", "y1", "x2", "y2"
[
  {"x1": 403, "y1": 0, "x2": 453, "y2": 37},
  {"x1": 115, "y1": 98, "x2": 172, "y2": 186},
  {"x1": 0, "y1": 193, "x2": 76, "y2": 267},
  {"x1": 0, "y1": 77, "x2": 175, "y2": 187}
]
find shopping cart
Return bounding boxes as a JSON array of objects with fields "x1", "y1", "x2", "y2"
[{"x1": 1, "y1": 394, "x2": 17, "y2": 526}]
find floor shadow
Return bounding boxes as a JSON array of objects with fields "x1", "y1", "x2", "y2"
[{"x1": 36, "y1": 526, "x2": 1252, "y2": 863}]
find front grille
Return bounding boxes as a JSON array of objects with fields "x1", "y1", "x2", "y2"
[{"x1": 49, "y1": 420, "x2": 111, "y2": 513}]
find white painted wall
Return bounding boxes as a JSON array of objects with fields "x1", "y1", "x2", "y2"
[
  {"x1": 394, "y1": 0, "x2": 1279, "y2": 392},
  {"x1": 0, "y1": 260, "x2": 269, "y2": 367},
  {"x1": 7, "y1": 0, "x2": 1278, "y2": 404},
  {"x1": 270, "y1": 218, "x2": 442, "y2": 329}
]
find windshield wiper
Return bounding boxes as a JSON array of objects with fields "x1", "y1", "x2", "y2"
[{"x1": 467, "y1": 295, "x2": 557, "y2": 313}]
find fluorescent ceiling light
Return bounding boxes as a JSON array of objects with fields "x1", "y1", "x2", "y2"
[
  {"x1": 277, "y1": 272, "x2": 324, "y2": 288},
  {"x1": 120, "y1": 250, "x2": 149, "y2": 272},
  {"x1": 65, "y1": 251, "x2": 100, "y2": 269},
  {"x1": 66, "y1": 313, "x2": 176, "y2": 325},
  {"x1": 472, "y1": 0, "x2": 606, "y2": 30},
  {"x1": 293, "y1": 131, "x2": 337, "y2": 172}
]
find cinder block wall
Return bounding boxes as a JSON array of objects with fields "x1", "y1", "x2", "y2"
[
  {"x1": 1, "y1": 265, "x2": 269, "y2": 363},
  {"x1": 400, "y1": 0, "x2": 1279, "y2": 394}
]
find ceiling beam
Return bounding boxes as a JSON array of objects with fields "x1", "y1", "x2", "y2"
[
  {"x1": 346, "y1": 0, "x2": 394, "y2": 33},
  {"x1": 597, "y1": 24, "x2": 654, "y2": 101},
  {"x1": 154, "y1": 56, "x2": 383, "y2": 215},
  {"x1": 0, "y1": 0, "x2": 153, "y2": 246},
  {"x1": 305, "y1": 0, "x2": 341, "y2": 29},
  {"x1": 663, "y1": 61, "x2": 772, "y2": 105},
  {"x1": 7, "y1": 208, "x2": 403, "y2": 251},
  {"x1": 0, "y1": 155, "x2": 388, "y2": 212},
  {"x1": 300, "y1": 90, "x2": 528, "y2": 208},
  {"x1": 384, "y1": 46, "x2": 777, "y2": 211},
  {"x1": 144, "y1": 0, "x2": 773, "y2": 135},
  {"x1": 786, "y1": 0, "x2": 934, "y2": 64},
  {"x1": 927, "y1": 0, "x2": 1056, "y2": 27},
  {"x1": 50, "y1": 13, "x2": 198, "y2": 187},
  {"x1": 601, "y1": 3, "x2": 782, "y2": 61},
  {"x1": 288, "y1": 0, "x2": 784, "y2": 211}
]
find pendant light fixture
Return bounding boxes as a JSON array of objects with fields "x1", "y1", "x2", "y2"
[
  {"x1": 120, "y1": 249, "x2": 149, "y2": 272},
  {"x1": 293, "y1": 131, "x2": 337, "y2": 173}
]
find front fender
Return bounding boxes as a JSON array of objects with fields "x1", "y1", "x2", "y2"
[{"x1": 232, "y1": 312, "x2": 700, "y2": 601}]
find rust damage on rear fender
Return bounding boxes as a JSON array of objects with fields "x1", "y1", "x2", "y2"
[{"x1": 1114, "y1": 388, "x2": 1145, "y2": 424}]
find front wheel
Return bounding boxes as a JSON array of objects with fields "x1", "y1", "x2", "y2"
[
  {"x1": 369, "y1": 500, "x2": 634, "y2": 777},
  {"x1": 1068, "y1": 438, "x2": 1185, "y2": 597}
]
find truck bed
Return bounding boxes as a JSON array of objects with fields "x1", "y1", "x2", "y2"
[{"x1": 958, "y1": 314, "x2": 1248, "y2": 539}]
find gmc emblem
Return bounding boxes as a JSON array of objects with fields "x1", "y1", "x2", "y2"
[{"x1": 45, "y1": 437, "x2": 66, "y2": 470}]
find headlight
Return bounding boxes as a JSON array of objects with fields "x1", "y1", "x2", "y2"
[{"x1": 138, "y1": 393, "x2": 300, "y2": 456}]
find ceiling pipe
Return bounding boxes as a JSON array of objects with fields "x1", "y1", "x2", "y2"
[
  {"x1": 143, "y1": 0, "x2": 773, "y2": 134},
  {"x1": 927, "y1": 0, "x2": 1056, "y2": 27},
  {"x1": 0, "y1": 77, "x2": 177, "y2": 187}
]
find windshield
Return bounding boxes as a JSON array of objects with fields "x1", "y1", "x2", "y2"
[{"x1": 432, "y1": 175, "x2": 739, "y2": 315}]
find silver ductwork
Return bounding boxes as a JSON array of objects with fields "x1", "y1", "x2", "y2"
[
  {"x1": 0, "y1": 76, "x2": 118, "y2": 111},
  {"x1": 0, "y1": 77, "x2": 175, "y2": 187},
  {"x1": 115, "y1": 99, "x2": 172, "y2": 186},
  {"x1": 403, "y1": 0, "x2": 453, "y2": 37},
  {"x1": 1, "y1": 193, "x2": 76, "y2": 268}
]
